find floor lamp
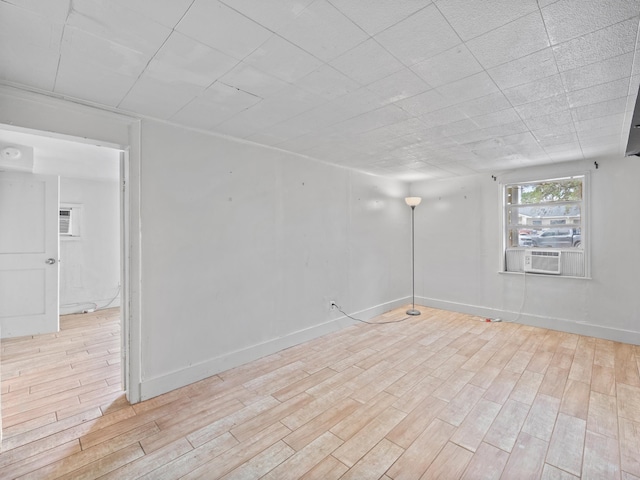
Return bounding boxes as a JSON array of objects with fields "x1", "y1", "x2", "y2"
[{"x1": 405, "y1": 197, "x2": 422, "y2": 316}]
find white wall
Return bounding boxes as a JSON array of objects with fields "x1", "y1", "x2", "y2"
[
  {"x1": 138, "y1": 120, "x2": 410, "y2": 398},
  {"x1": 59, "y1": 177, "x2": 120, "y2": 314},
  {"x1": 410, "y1": 156, "x2": 640, "y2": 344}
]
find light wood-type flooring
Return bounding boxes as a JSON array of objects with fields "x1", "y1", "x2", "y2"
[{"x1": 1, "y1": 306, "x2": 640, "y2": 479}]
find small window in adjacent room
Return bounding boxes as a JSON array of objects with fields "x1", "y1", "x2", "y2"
[{"x1": 503, "y1": 175, "x2": 587, "y2": 277}]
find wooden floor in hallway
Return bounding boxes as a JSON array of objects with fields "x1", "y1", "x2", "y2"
[{"x1": 1, "y1": 306, "x2": 640, "y2": 479}]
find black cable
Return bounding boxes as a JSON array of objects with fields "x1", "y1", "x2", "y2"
[{"x1": 334, "y1": 305, "x2": 412, "y2": 325}]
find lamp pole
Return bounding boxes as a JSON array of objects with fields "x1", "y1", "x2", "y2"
[{"x1": 405, "y1": 197, "x2": 421, "y2": 316}]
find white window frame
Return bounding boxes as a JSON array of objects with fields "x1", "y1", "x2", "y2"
[{"x1": 500, "y1": 172, "x2": 590, "y2": 278}]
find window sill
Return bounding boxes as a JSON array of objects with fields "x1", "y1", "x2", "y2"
[{"x1": 498, "y1": 270, "x2": 592, "y2": 280}]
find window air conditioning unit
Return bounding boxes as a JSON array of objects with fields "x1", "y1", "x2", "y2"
[
  {"x1": 59, "y1": 208, "x2": 73, "y2": 235},
  {"x1": 523, "y1": 249, "x2": 561, "y2": 275}
]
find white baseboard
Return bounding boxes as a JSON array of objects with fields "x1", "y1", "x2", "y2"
[
  {"x1": 416, "y1": 296, "x2": 640, "y2": 345},
  {"x1": 139, "y1": 296, "x2": 411, "y2": 400}
]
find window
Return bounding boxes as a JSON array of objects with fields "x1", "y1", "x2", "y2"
[{"x1": 503, "y1": 175, "x2": 587, "y2": 277}]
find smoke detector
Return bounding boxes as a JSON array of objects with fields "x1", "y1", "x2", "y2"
[{"x1": 1, "y1": 147, "x2": 22, "y2": 160}]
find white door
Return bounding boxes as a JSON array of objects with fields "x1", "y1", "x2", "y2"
[{"x1": 0, "y1": 172, "x2": 59, "y2": 338}]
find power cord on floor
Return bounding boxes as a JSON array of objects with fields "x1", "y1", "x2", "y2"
[{"x1": 333, "y1": 303, "x2": 412, "y2": 325}]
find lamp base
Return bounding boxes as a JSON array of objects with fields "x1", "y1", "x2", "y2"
[{"x1": 406, "y1": 309, "x2": 421, "y2": 316}]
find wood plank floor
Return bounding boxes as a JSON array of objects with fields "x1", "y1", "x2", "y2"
[{"x1": 2, "y1": 306, "x2": 640, "y2": 479}]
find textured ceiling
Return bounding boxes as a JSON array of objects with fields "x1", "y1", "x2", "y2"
[{"x1": 1, "y1": 0, "x2": 639, "y2": 180}]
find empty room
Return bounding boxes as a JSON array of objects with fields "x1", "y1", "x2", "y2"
[{"x1": 1, "y1": 0, "x2": 640, "y2": 478}]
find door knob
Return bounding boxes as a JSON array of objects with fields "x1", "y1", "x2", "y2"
[{"x1": 45, "y1": 258, "x2": 56, "y2": 265}]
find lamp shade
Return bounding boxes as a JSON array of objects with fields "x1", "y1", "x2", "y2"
[{"x1": 405, "y1": 196, "x2": 422, "y2": 207}]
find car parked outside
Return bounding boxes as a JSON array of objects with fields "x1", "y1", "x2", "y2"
[{"x1": 530, "y1": 228, "x2": 581, "y2": 248}]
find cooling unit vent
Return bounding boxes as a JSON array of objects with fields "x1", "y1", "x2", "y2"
[
  {"x1": 59, "y1": 208, "x2": 72, "y2": 236},
  {"x1": 523, "y1": 249, "x2": 561, "y2": 275}
]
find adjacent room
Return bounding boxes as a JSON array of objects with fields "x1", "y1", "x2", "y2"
[{"x1": 1, "y1": 0, "x2": 639, "y2": 478}]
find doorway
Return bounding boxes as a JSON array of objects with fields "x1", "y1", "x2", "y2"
[{"x1": 0, "y1": 126, "x2": 131, "y2": 410}]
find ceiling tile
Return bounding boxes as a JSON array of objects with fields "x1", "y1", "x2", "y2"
[
  {"x1": 472, "y1": 108, "x2": 522, "y2": 129},
  {"x1": 330, "y1": 39, "x2": 406, "y2": 86},
  {"x1": 330, "y1": 0, "x2": 432, "y2": 36},
  {"x1": 375, "y1": 4, "x2": 461, "y2": 66},
  {"x1": 395, "y1": 89, "x2": 454, "y2": 116},
  {"x1": 0, "y1": 42, "x2": 59, "y2": 91},
  {"x1": 0, "y1": 2, "x2": 64, "y2": 50},
  {"x1": 524, "y1": 110, "x2": 574, "y2": 131},
  {"x1": 566, "y1": 78, "x2": 630, "y2": 108},
  {"x1": 436, "y1": 72, "x2": 500, "y2": 104},
  {"x1": 144, "y1": 31, "x2": 239, "y2": 88},
  {"x1": 331, "y1": 105, "x2": 412, "y2": 136},
  {"x1": 542, "y1": 0, "x2": 640, "y2": 45},
  {"x1": 218, "y1": 63, "x2": 290, "y2": 98},
  {"x1": 514, "y1": 94, "x2": 570, "y2": 119},
  {"x1": 0, "y1": 3, "x2": 62, "y2": 90},
  {"x1": 534, "y1": 131, "x2": 578, "y2": 147},
  {"x1": 112, "y1": 0, "x2": 193, "y2": 28},
  {"x1": 552, "y1": 18, "x2": 638, "y2": 72},
  {"x1": 119, "y1": 75, "x2": 202, "y2": 119},
  {"x1": 419, "y1": 106, "x2": 468, "y2": 128},
  {"x1": 276, "y1": 0, "x2": 368, "y2": 62},
  {"x1": 411, "y1": 45, "x2": 483, "y2": 87},
  {"x1": 170, "y1": 82, "x2": 262, "y2": 130},
  {"x1": 4, "y1": 0, "x2": 70, "y2": 23},
  {"x1": 502, "y1": 74, "x2": 566, "y2": 106},
  {"x1": 243, "y1": 35, "x2": 323, "y2": 83},
  {"x1": 366, "y1": 69, "x2": 431, "y2": 105},
  {"x1": 60, "y1": 26, "x2": 149, "y2": 77},
  {"x1": 295, "y1": 65, "x2": 360, "y2": 101},
  {"x1": 488, "y1": 48, "x2": 558, "y2": 90},
  {"x1": 436, "y1": 0, "x2": 539, "y2": 41},
  {"x1": 175, "y1": 0, "x2": 271, "y2": 59},
  {"x1": 54, "y1": 55, "x2": 138, "y2": 107},
  {"x1": 219, "y1": 0, "x2": 314, "y2": 31},
  {"x1": 466, "y1": 11, "x2": 550, "y2": 69},
  {"x1": 454, "y1": 92, "x2": 512, "y2": 117},
  {"x1": 561, "y1": 52, "x2": 634, "y2": 92},
  {"x1": 571, "y1": 96, "x2": 628, "y2": 121},
  {"x1": 67, "y1": 0, "x2": 172, "y2": 59}
]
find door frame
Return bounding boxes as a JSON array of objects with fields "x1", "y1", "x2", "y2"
[{"x1": 0, "y1": 118, "x2": 142, "y2": 404}]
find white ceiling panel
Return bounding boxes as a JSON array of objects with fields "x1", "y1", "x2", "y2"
[
  {"x1": 502, "y1": 74, "x2": 566, "y2": 106},
  {"x1": 488, "y1": 48, "x2": 558, "y2": 90},
  {"x1": 118, "y1": 74, "x2": 202, "y2": 120},
  {"x1": 54, "y1": 55, "x2": 138, "y2": 107},
  {"x1": 466, "y1": 12, "x2": 550, "y2": 69},
  {"x1": 295, "y1": 65, "x2": 360, "y2": 101},
  {"x1": 542, "y1": 0, "x2": 640, "y2": 45},
  {"x1": 436, "y1": 0, "x2": 539, "y2": 41},
  {"x1": 175, "y1": 0, "x2": 271, "y2": 59},
  {"x1": 220, "y1": 0, "x2": 314, "y2": 32},
  {"x1": 218, "y1": 63, "x2": 291, "y2": 98},
  {"x1": 330, "y1": 39, "x2": 406, "y2": 86},
  {"x1": 411, "y1": 45, "x2": 483, "y2": 88},
  {"x1": 374, "y1": 4, "x2": 461, "y2": 66},
  {"x1": 436, "y1": 72, "x2": 500, "y2": 104},
  {"x1": 243, "y1": 35, "x2": 323, "y2": 83},
  {"x1": 330, "y1": 0, "x2": 433, "y2": 36},
  {"x1": 561, "y1": 52, "x2": 634, "y2": 91},
  {"x1": 142, "y1": 32, "x2": 239, "y2": 88},
  {"x1": 365, "y1": 70, "x2": 431, "y2": 105},
  {"x1": 2, "y1": 0, "x2": 639, "y2": 180},
  {"x1": 552, "y1": 18, "x2": 638, "y2": 72},
  {"x1": 67, "y1": 0, "x2": 172, "y2": 59},
  {"x1": 276, "y1": 0, "x2": 368, "y2": 62},
  {"x1": 111, "y1": 0, "x2": 193, "y2": 28}
]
